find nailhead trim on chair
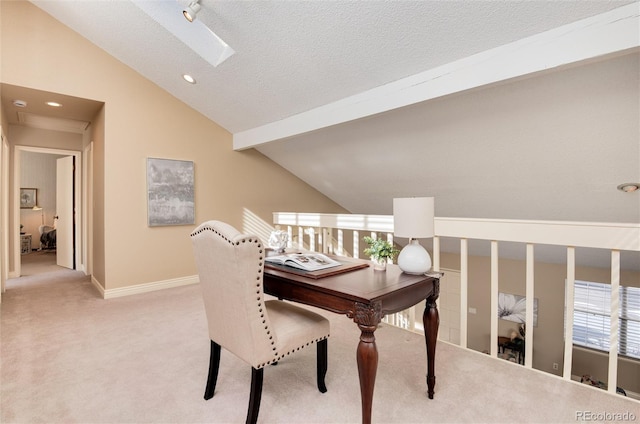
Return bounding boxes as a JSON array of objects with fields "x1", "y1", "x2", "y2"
[{"x1": 192, "y1": 223, "x2": 329, "y2": 370}]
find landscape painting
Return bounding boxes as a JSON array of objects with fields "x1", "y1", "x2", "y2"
[{"x1": 147, "y1": 158, "x2": 194, "y2": 227}]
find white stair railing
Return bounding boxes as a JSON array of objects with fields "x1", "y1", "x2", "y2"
[{"x1": 273, "y1": 212, "x2": 640, "y2": 393}]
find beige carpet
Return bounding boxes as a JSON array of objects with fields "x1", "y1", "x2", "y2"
[
  {"x1": 19, "y1": 250, "x2": 63, "y2": 276},
  {"x1": 1, "y1": 266, "x2": 638, "y2": 423}
]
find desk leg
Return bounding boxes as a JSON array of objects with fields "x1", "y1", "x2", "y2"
[
  {"x1": 355, "y1": 302, "x2": 382, "y2": 424},
  {"x1": 423, "y1": 281, "x2": 440, "y2": 399}
]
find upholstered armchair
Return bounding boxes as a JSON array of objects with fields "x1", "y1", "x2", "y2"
[{"x1": 190, "y1": 221, "x2": 330, "y2": 424}]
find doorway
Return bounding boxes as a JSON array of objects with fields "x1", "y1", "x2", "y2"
[{"x1": 13, "y1": 146, "x2": 83, "y2": 278}]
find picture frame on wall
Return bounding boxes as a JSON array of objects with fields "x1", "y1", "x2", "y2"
[
  {"x1": 20, "y1": 188, "x2": 37, "y2": 209},
  {"x1": 498, "y1": 292, "x2": 538, "y2": 326},
  {"x1": 146, "y1": 158, "x2": 195, "y2": 227}
]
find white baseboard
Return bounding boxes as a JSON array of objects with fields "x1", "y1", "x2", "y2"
[{"x1": 95, "y1": 275, "x2": 200, "y2": 299}]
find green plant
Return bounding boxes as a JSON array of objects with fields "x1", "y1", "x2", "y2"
[{"x1": 363, "y1": 236, "x2": 399, "y2": 261}]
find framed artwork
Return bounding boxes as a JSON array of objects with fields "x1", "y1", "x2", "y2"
[
  {"x1": 498, "y1": 292, "x2": 538, "y2": 326},
  {"x1": 20, "y1": 188, "x2": 37, "y2": 209},
  {"x1": 146, "y1": 158, "x2": 195, "y2": 227}
]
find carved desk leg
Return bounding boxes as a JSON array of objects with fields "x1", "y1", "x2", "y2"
[
  {"x1": 423, "y1": 279, "x2": 440, "y2": 399},
  {"x1": 354, "y1": 301, "x2": 382, "y2": 424}
]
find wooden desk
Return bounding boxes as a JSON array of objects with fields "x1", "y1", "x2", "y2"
[{"x1": 263, "y1": 258, "x2": 441, "y2": 424}]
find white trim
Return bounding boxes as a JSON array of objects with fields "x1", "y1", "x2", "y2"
[
  {"x1": 91, "y1": 275, "x2": 105, "y2": 298},
  {"x1": 101, "y1": 275, "x2": 199, "y2": 299},
  {"x1": 13, "y1": 146, "x2": 84, "y2": 276},
  {"x1": 435, "y1": 217, "x2": 640, "y2": 251},
  {"x1": 234, "y1": 4, "x2": 639, "y2": 150},
  {"x1": 273, "y1": 213, "x2": 640, "y2": 252}
]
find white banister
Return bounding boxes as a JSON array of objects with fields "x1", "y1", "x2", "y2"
[
  {"x1": 490, "y1": 241, "x2": 499, "y2": 357},
  {"x1": 272, "y1": 212, "x2": 639, "y2": 392},
  {"x1": 608, "y1": 250, "x2": 620, "y2": 393},
  {"x1": 525, "y1": 243, "x2": 534, "y2": 368},
  {"x1": 563, "y1": 246, "x2": 575, "y2": 380},
  {"x1": 435, "y1": 218, "x2": 640, "y2": 251}
]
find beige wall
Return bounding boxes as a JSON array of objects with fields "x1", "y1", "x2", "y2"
[
  {"x1": 440, "y1": 251, "x2": 640, "y2": 394},
  {"x1": 1, "y1": 0, "x2": 347, "y2": 290}
]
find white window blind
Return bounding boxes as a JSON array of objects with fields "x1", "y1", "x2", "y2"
[{"x1": 570, "y1": 280, "x2": 640, "y2": 359}]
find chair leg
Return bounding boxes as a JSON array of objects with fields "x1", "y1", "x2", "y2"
[
  {"x1": 204, "y1": 341, "x2": 221, "y2": 400},
  {"x1": 317, "y1": 338, "x2": 328, "y2": 393},
  {"x1": 246, "y1": 367, "x2": 264, "y2": 424}
]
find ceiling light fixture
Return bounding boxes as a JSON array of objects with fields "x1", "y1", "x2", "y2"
[
  {"x1": 46, "y1": 101, "x2": 62, "y2": 107},
  {"x1": 182, "y1": 74, "x2": 196, "y2": 84},
  {"x1": 617, "y1": 183, "x2": 640, "y2": 193},
  {"x1": 183, "y1": 0, "x2": 201, "y2": 22},
  {"x1": 132, "y1": 0, "x2": 235, "y2": 68}
]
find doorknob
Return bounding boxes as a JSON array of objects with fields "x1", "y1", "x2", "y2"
[{"x1": 54, "y1": 216, "x2": 59, "y2": 220}]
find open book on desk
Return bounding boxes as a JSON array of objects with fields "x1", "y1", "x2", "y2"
[{"x1": 265, "y1": 253, "x2": 341, "y2": 272}]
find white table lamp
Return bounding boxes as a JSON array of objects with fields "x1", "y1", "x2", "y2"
[{"x1": 393, "y1": 197, "x2": 434, "y2": 274}]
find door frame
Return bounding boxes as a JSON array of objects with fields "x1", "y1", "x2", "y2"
[
  {"x1": 0, "y1": 129, "x2": 9, "y2": 298},
  {"x1": 11, "y1": 146, "x2": 83, "y2": 278}
]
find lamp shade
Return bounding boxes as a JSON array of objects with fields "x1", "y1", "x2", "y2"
[{"x1": 393, "y1": 197, "x2": 434, "y2": 238}]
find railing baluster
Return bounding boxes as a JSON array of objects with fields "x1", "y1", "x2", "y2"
[
  {"x1": 460, "y1": 238, "x2": 468, "y2": 349},
  {"x1": 525, "y1": 243, "x2": 534, "y2": 368},
  {"x1": 608, "y1": 250, "x2": 620, "y2": 393},
  {"x1": 309, "y1": 227, "x2": 316, "y2": 252},
  {"x1": 433, "y1": 236, "x2": 440, "y2": 272},
  {"x1": 490, "y1": 240, "x2": 499, "y2": 357},
  {"x1": 322, "y1": 227, "x2": 330, "y2": 254},
  {"x1": 563, "y1": 247, "x2": 575, "y2": 380},
  {"x1": 337, "y1": 229, "x2": 344, "y2": 256},
  {"x1": 298, "y1": 226, "x2": 304, "y2": 250},
  {"x1": 353, "y1": 230, "x2": 359, "y2": 259}
]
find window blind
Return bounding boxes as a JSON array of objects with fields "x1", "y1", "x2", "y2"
[{"x1": 571, "y1": 280, "x2": 640, "y2": 359}]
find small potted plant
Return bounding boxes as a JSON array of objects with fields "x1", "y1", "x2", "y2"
[{"x1": 363, "y1": 236, "x2": 399, "y2": 271}]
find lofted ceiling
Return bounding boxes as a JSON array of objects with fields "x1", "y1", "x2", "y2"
[{"x1": 3, "y1": 0, "x2": 639, "y2": 269}]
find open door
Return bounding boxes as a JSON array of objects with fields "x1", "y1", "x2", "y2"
[{"x1": 56, "y1": 156, "x2": 74, "y2": 269}]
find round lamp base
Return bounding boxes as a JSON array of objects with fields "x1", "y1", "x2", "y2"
[{"x1": 397, "y1": 239, "x2": 432, "y2": 274}]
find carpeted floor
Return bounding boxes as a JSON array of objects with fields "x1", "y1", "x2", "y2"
[
  {"x1": 19, "y1": 250, "x2": 62, "y2": 276},
  {"x1": 1, "y1": 263, "x2": 638, "y2": 423}
]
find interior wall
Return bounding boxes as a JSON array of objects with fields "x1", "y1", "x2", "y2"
[
  {"x1": 439, "y1": 250, "x2": 640, "y2": 394},
  {"x1": 1, "y1": 0, "x2": 348, "y2": 291}
]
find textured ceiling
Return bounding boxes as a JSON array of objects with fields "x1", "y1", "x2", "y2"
[
  {"x1": 5, "y1": 0, "x2": 639, "y2": 270},
  {"x1": 28, "y1": 0, "x2": 637, "y2": 134}
]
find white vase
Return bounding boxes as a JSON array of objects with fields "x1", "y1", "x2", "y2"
[{"x1": 372, "y1": 257, "x2": 387, "y2": 271}]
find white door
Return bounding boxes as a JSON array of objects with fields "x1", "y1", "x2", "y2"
[{"x1": 56, "y1": 156, "x2": 74, "y2": 269}]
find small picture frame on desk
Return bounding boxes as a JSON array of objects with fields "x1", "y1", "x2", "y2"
[{"x1": 20, "y1": 188, "x2": 37, "y2": 209}]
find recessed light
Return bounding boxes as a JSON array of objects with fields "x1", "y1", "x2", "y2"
[
  {"x1": 182, "y1": 74, "x2": 196, "y2": 84},
  {"x1": 46, "y1": 101, "x2": 62, "y2": 107},
  {"x1": 617, "y1": 183, "x2": 640, "y2": 193},
  {"x1": 13, "y1": 100, "x2": 27, "y2": 107}
]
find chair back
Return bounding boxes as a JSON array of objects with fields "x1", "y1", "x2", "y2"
[{"x1": 191, "y1": 221, "x2": 277, "y2": 367}]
